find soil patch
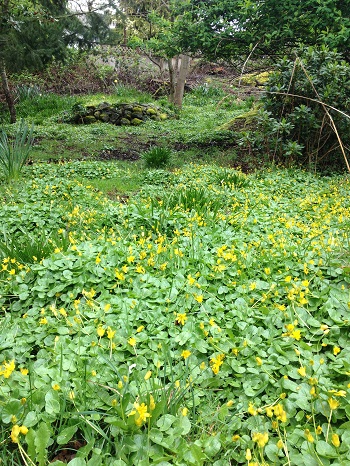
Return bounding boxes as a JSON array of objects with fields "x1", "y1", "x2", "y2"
[{"x1": 96, "y1": 148, "x2": 140, "y2": 161}]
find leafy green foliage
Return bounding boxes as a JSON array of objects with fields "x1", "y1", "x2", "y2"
[
  {"x1": 263, "y1": 47, "x2": 350, "y2": 168},
  {"x1": 0, "y1": 119, "x2": 34, "y2": 183},
  {"x1": 141, "y1": 146, "x2": 172, "y2": 168},
  {"x1": 1, "y1": 162, "x2": 350, "y2": 464}
]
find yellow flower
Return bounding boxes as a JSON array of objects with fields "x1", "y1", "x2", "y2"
[
  {"x1": 0, "y1": 360, "x2": 15, "y2": 378},
  {"x1": 20, "y1": 368, "x2": 28, "y2": 376},
  {"x1": 149, "y1": 395, "x2": 156, "y2": 411},
  {"x1": 187, "y1": 274, "x2": 196, "y2": 285},
  {"x1": 95, "y1": 255, "x2": 101, "y2": 264},
  {"x1": 39, "y1": 317, "x2": 48, "y2": 325},
  {"x1": 328, "y1": 398, "x2": 340, "y2": 410},
  {"x1": 181, "y1": 407, "x2": 188, "y2": 416},
  {"x1": 252, "y1": 432, "x2": 269, "y2": 448},
  {"x1": 137, "y1": 325, "x2": 144, "y2": 333},
  {"x1": 291, "y1": 329, "x2": 301, "y2": 340},
  {"x1": 297, "y1": 366, "x2": 306, "y2": 377},
  {"x1": 227, "y1": 400, "x2": 234, "y2": 407},
  {"x1": 10, "y1": 425, "x2": 28, "y2": 443},
  {"x1": 248, "y1": 402, "x2": 257, "y2": 416},
  {"x1": 210, "y1": 354, "x2": 225, "y2": 375},
  {"x1": 175, "y1": 313, "x2": 187, "y2": 325},
  {"x1": 304, "y1": 429, "x2": 314, "y2": 443},
  {"x1": 97, "y1": 326, "x2": 105, "y2": 337},
  {"x1": 331, "y1": 433, "x2": 340, "y2": 448},
  {"x1": 144, "y1": 370, "x2": 152, "y2": 380},
  {"x1": 277, "y1": 439, "x2": 284, "y2": 449},
  {"x1": 194, "y1": 294, "x2": 203, "y2": 303},
  {"x1": 104, "y1": 303, "x2": 111, "y2": 312},
  {"x1": 128, "y1": 337, "x2": 136, "y2": 347},
  {"x1": 256, "y1": 357, "x2": 263, "y2": 366},
  {"x1": 181, "y1": 350, "x2": 191, "y2": 360},
  {"x1": 52, "y1": 384, "x2": 60, "y2": 391},
  {"x1": 107, "y1": 327, "x2": 116, "y2": 339},
  {"x1": 245, "y1": 449, "x2": 252, "y2": 461},
  {"x1": 129, "y1": 402, "x2": 151, "y2": 426},
  {"x1": 333, "y1": 346, "x2": 341, "y2": 356}
]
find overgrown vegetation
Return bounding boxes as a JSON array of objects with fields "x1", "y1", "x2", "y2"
[{"x1": 1, "y1": 161, "x2": 350, "y2": 465}]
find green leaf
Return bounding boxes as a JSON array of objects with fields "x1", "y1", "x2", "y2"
[
  {"x1": 203, "y1": 435, "x2": 221, "y2": 457},
  {"x1": 157, "y1": 414, "x2": 175, "y2": 431},
  {"x1": 57, "y1": 425, "x2": 78, "y2": 445},
  {"x1": 316, "y1": 440, "x2": 337, "y2": 458},
  {"x1": 45, "y1": 390, "x2": 60, "y2": 415},
  {"x1": 35, "y1": 422, "x2": 51, "y2": 466}
]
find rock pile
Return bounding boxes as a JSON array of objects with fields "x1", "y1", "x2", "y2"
[{"x1": 69, "y1": 102, "x2": 168, "y2": 126}]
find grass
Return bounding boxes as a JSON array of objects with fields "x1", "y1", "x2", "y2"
[{"x1": 1, "y1": 85, "x2": 350, "y2": 465}]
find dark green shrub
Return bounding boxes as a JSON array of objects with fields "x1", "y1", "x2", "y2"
[
  {"x1": 262, "y1": 47, "x2": 350, "y2": 169},
  {"x1": 141, "y1": 146, "x2": 172, "y2": 169}
]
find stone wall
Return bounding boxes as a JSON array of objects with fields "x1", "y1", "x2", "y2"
[{"x1": 69, "y1": 102, "x2": 168, "y2": 126}]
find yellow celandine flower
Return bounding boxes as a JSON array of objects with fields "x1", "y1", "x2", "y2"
[
  {"x1": 149, "y1": 395, "x2": 156, "y2": 411},
  {"x1": 181, "y1": 407, "x2": 188, "y2": 416},
  {"x1": 136, "y1": 325, "x2": 144, "y2": 333},
  {"x1": 328, "y1": 398, "x2": 340, "y2": 410},
  {"x1": 104, "y1": 303, "x2": 111, "y2": 312},
  {"x1": 194, "y1": 294, "x2": 203, "y2": 303},
  {"x1": 256, "y1": 357, "x2": 263, "y2": 366},
  {"x1": 252, "y1": 432, "x2": 269, "y2": 448},
  {"x1": 20, "y1": 368, "x2": 28, "y2": 376},
  {"x1": 316, "y1": 426, "x2": 322, "y2": 435},
  {"x1": 39, "y1": 317, "x2": 48, "y2": 325},
  {"x1": 332, "y1": 433, "x2": 340, "y2": 448},
  {"x1": 129, "y1": 402, "x2": 151, "y2": 426},
  {"x1": 227, "y1": 400, "x2": 234, "y2": 407},
  {"x1": 0, "y1": 360, "x2": 15, "y2": 378},
  {"x1": 273, "y1": 403, "x2": 287, "y2": 423},
  {"x1": 277, "y1": 439, "x2": 284, "y2": 449},
  {"x1": 328, "y1": 389, "x2": 346, "y2": 397},
  {"x1": 245, "y1": 448, "x2": 252, "y2": 461},
  {"x1": 187, "y1": 274, "x2": 196, "y2": 285},
  {"x1": 52, "y1": 384, "x2": 60, "y2": 391},
  {"x1": 128, "y1": 337, "x2": 136, "y2": 346},
  {"x1": 95, "y1": 255, "x2": 101, "y2": 264},
  {"x1": 107, "y1": 327, "x2": 116, "y2": 340},
  {"x1": 144, "y1": 370, "x2": 152, "y2": 380},
  {"x1": 97, "y1": 326, "x2": 105, "y2": 337},
  {"x1": 11, "y1": 425, "x2": 28, "y2": 443},
  {"x1": 248, "y1": 402, "x2": 258, "y2": 416},
  {"x1": 200, "y1": 361, "x2": 206, "y2": 370},
  {"x1": 175, "y1": 313, "x2": 187, "y2": 325},
  {"x1": 304, "y1": 429, "x2": 314, "y2": 443},
  {"x1": 298, "y1": 366, "x2": 306, "y2": 377},
  {"x1": 181, "y1": 350, "x2": 191, "y2": 360},
  {"x1": 232, "y1": 434, "x2": 240, "y2": 441},
  {"x1": 333, "y1": 346, "x2": 341, "y2": 356},
  {"x1": 210, "y1": 354, "x2": 225, "y2": 375}
]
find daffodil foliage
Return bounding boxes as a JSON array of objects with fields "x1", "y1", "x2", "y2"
[{"x1": 1, "y1": 162, "x2": 350, "y2": 465}]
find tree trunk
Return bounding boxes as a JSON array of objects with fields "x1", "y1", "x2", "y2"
[
  {"x1": 1, "y1": 63, "x2": 16, "y2": 123},
  {"x1": 168, "y1": 57, "x2": 176, "y2": 104},
  {"x1": 174, "y1": 54, "x2": 191, "y2": 108}
]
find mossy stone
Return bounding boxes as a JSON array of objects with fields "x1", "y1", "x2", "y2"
[
  {"x1": 120, "y1": 118, "x2": 131, "y2": 125},
  {"x1": 159, "y1": 113, "x2": 167, "y2": 120},
  {"x1": 132, "y1": 106, "x2": 143, "y2": 113},
  {"x1": 131, "y1": 118, "x2": 143, "y2": 126},
  {"x1": 83, "y1": 116, "x2": 97, "y2": 124},
  {"x1": 146, "y1": 108, "x2": 157, "y2": 115},
  {"x1": 100, "y1": 113, "x2": 110, "y2": 122}
]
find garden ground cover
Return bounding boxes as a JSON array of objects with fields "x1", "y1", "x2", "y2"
[{"x1": 1, "y1": 162, "x2": 350, "y2": 465}]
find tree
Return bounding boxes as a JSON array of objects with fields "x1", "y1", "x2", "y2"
[
  {"x1": 0, "y1": 0, "x2": 118, "y2": 122},
  {"x1": 117, "y1": 0, "x2": 192, "y2": 108},
  {"x1": 174, "y1": 0, "x2": 350, "y2": 62}
]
